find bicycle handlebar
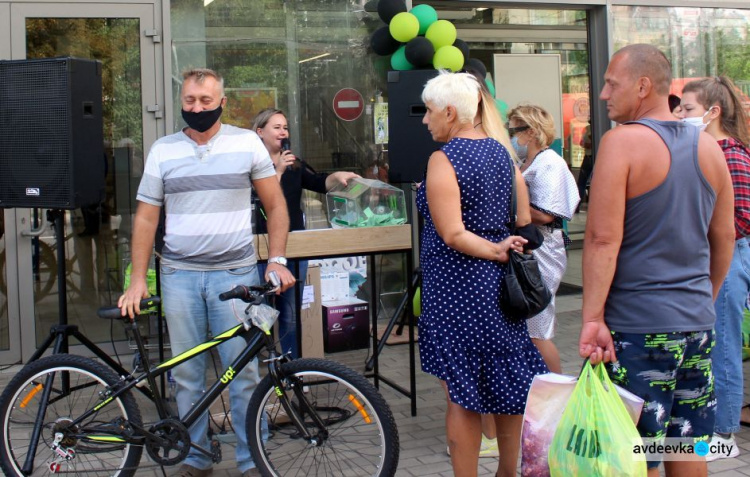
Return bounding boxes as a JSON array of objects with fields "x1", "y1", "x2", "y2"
[
  {"x1": 219, "y1": 278, "x2": 279, "y2": 303},
  {"x1": 97, "y1": 297, "x2": 161, "y2": 320},
  {"x1": 96, "y1": 272, "x2": 279, "y2": 321},
  {"x1": 219, "y1": 271, "x2": 281, "y2": 303}
]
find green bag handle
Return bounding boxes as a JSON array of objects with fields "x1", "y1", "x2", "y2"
[{"x1": 577, "y1": 359, "x2": 633, "y2": 419}]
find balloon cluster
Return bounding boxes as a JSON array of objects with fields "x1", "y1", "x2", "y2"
[{"x1": 370, "y1": 0, "x2": 484, "y2": 74}]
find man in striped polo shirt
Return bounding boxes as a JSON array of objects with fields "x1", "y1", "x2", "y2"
[{"x1": 118, "y1": 68, "x2": 295, "y2": 477}]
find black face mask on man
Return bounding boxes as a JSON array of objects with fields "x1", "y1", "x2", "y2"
[{"x1": 182, "y1": 104, "x2": 223, "y2": 133}]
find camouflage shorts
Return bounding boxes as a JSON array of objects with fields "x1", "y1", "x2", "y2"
[{"x1": 606, "y1": 330, "x2": 715, "y2": 466}]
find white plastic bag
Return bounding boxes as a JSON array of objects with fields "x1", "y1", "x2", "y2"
[{"x1": 521, "y1": 371, "x2": 644, "y2": 477}]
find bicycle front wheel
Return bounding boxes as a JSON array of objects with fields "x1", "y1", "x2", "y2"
[
  {"x1": 0, "y1": 354, "x2": 143, "y2": 476},
  {"x1": 247, "y1": 358, "x2": 399, "y2": 477}
]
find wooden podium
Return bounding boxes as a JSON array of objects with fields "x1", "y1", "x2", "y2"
[
  {"x1": 254, "y1": 224, "x2": 412, "y2": 260},
  {"x1": 254, "y1": 225, "x2": 418, "y2": 415}
]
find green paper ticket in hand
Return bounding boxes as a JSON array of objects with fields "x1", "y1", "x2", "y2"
[{"x1": 547, "y1": 362, "x2": 647, "y2": 477}]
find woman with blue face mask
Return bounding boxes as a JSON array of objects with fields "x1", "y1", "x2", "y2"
[
  {"x1": 507, "y1": 105, "x2": 580, "y2": 374},
  {"x1": 681, "y1": 77, "x2": 750, "y2": 460}
]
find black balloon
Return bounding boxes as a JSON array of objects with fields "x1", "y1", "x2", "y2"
[
  {"x1": 466, "y1": 58, "x2": 487, "y2": 78},
  {"x1": 405, "y1": 37, "x2": 434, "y2": 68},
  {"x1": 377, "y1": 0, "x2": 407, "y2": 24},
  {"x1": 364, "y1": 0, "x2": 379, "y2": 12},
  {"x1": 371, "y1": 26, "x2": 401, "y2": 56},
  {"x1": 453, "y1": 39, "x2": 470, "y2": 63}
]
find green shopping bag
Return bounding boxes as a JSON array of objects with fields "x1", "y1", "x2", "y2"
[
  {"x1": 123, "y1": 263, "x2": 159, "y2": 314},
  {"x1": 548, "y1": 361, "x2": 646, "y2": 477}
]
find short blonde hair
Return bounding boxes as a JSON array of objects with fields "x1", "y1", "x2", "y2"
[
  {"x1": 421, "y1": 70, "x2": 480, "y2": 125},
  {"x1": 182, "y1": 68, "x2": 224, "y2": 96},
  {"x1": 507, "y1": 104, "x2": 556, "y2": 148}
]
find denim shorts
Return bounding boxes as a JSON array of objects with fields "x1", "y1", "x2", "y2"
[{"x1": 606, "y1": 330, "x2": 715, "y2": 467}]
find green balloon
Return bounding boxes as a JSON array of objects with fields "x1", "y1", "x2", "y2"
[
  {"x1": 425, "y1": 20, "x2": 457, "y2": 50},
  {"x1": 412, "y1": 286, "x2": 421, "y2": 316},
  {"x1": 410, "y1": 4, "x2": 438, "y2": 36},
  {"x1": 391, "y1": 45, "x2": 415, "y2": 71},
  {"x1": 495, "y1": 99, "x2": 509, "y2": 122},
  {"x1": 389, "y1": 12, "x2": 419, "y2": 43},
  {"x1": 433, "y1": 45, "x2": 464, "y2": 72},
  {"x1": 485, "y1": 78, "x2": 496, "y2": 97}
]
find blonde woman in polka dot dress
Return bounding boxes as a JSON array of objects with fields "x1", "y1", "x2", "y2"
[{"x1": 417, "y1": 71, "x2": 548, "y2": 477}]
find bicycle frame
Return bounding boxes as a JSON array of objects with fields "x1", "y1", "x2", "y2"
[
  {"x1": 21, "y1": 312, "x2": 330, "y2": 474},
  {"x1": 78, "y1": 320, "x2": 268, "y2": 433},
  {"x1": 21, "y1": 319, "x2": 270, "y2": 473},
  {"x1": 126, "y1": 317, "x2": 328, "y2": 446}
]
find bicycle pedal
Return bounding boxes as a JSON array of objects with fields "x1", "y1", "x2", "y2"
[{"x1": 210, "y1": 438, "x2": 222, "y2": 464}]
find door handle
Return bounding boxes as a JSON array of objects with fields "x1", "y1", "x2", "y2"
[{"x1": 20, "y1": 212, "x2": 49, "y2": 237}]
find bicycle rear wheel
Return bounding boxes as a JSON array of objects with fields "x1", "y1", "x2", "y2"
[
  {"x1": 246, "y1": 358, "x2": 399, "y2": 477},
  {"x1": 0, "y1": 354, "x2": 143, "y2": 476}
]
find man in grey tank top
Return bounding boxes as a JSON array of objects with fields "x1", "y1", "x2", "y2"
[{"x1": 579, "y1": 44, "x2": 735, "y2": 475}]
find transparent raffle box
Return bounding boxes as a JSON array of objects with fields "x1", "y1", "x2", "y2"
[{"x1": 326, "y1": 178, "x2": 406, "y2": 228}]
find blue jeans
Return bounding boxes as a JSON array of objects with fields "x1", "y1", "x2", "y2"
[
  {"x1": 161, "y1": 264, "x2": 266, "y2": 472},
  {"x1": 258, "y1": 259, "x2": 308, "y2": 359},
  {"x1": 713, "y1": 237, "x2": 750, "y2": 434}
]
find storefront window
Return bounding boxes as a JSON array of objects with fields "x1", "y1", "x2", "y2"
[
  {"x1": 171, "y1": 0, "x2": 380, "y2": 178},
  {"x1": 428, "y1": 5, "x2": 585, "y2": 27},
  {"x1": 169, "y1": 0, "x2": 592, "y2": 235},
  {"x1": 612, "y1": 6, "x2": 750, "y2": 100}
]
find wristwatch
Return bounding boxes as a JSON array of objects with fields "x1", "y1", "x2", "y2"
[{"x1": 268, "y1": 256, "x2": 288, "y2": 267}]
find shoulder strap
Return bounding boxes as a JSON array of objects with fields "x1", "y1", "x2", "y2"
[{"x1": 509, "y1": 157, "x2": 517, "y2": 234}]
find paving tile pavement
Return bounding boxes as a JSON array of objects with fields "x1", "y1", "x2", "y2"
[{"x1": 1, "y1": 290, "x2": 748, "y2": 476}]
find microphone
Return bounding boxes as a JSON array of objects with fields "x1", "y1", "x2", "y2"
[{"x1": 281, "y1": 138, "x2": 297, "y2": 170}]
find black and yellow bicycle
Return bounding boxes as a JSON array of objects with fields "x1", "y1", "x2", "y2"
[{"x1": 0, "y1": 279, "x2": 399, "y2": 476}]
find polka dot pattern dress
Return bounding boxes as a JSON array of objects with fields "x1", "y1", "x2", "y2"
[{"x1": 416, "y1": 137, "x2": 548, "y2": 415}]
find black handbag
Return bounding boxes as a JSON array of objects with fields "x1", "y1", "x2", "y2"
[{"x1": 500, "y1": 160, "x2": 553, "y2": 320}]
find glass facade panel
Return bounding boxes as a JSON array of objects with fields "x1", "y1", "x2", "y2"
[
  {"x1": 172, "y1": 0, "x2": 379, "y2": 178},
  {"x1": 25, "y1": 17, "x2": 143, "y2": 343},
  {"x1": 171, "y1": 0, "x2": 590, "y2": 190},
  {"x1": 426, "y1": 5, "x2": 585, "y2": 27},
  {"x1": 169, "y1": 1, "x2": 592, "y2": 292},
  {"x1": 612, "y1": 6, "x2": 750, "y2": 100}
]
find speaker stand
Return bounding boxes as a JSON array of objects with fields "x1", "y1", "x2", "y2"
[
  {"x1": 26, "y1": 210, "x2": 132, "y2": 373},
  {"x1": 366, "y1": 187, "x2": 422, "y2": 367}
]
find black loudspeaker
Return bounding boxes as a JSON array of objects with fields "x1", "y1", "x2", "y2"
[
  {"x1": 387, "y1": 69, "x2": 442, "y2": 183},
  {"x1": 0, "y1": 57, "x2": 105, "y2": 209}
]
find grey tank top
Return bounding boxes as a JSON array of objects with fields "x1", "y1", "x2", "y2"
[{"x1": 605, "y1": 119, "x2": 717, "y2": 333}]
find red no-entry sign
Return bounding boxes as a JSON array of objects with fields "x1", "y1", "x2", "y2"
[{"x1": 332, "y1": 88, "x2": 364, "y2": 121}]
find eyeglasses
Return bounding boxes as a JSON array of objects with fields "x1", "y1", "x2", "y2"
[{"x1": 507, "y1": 125, "x2": 530, "y2": 136}]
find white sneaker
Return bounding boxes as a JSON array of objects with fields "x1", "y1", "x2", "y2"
[
  {"x1": 445, "y1": 436, "x2": 500, "y2": 458},
  {"x1": 705, "y1": 433, "x2": 740, "y2": 462},
  {"x1": 479, "y1": 435, "x2": 500, "y2": 458}
]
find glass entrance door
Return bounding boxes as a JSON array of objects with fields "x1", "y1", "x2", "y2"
[{"x1": 6, "y1": 3, "x2": 162, "y2": 362}]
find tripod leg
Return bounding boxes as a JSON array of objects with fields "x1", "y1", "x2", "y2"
[
  {"x1": 365, "y1": 289, "x2": 410, "y2": 372},
  {"x1": 26, "y1": 332, "x2": 57, "y2": 362}
]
